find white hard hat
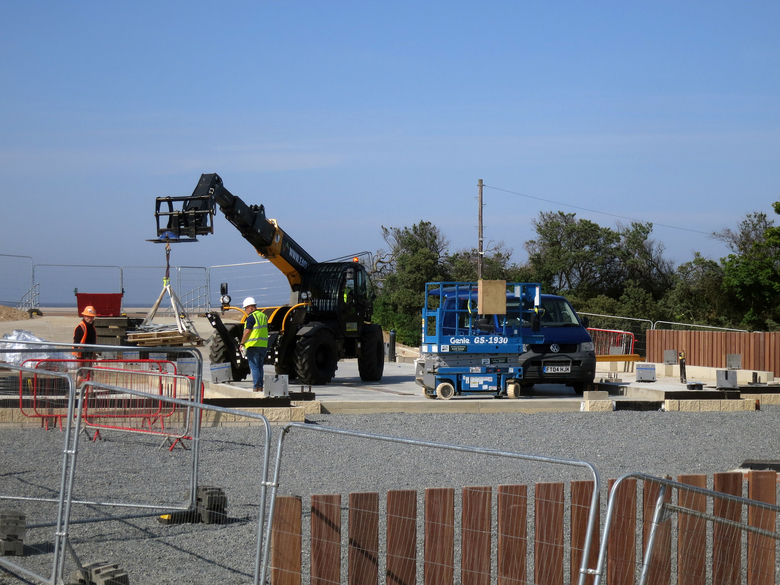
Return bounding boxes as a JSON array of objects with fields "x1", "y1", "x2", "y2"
[{"x1": 242, "y1": 297, "x2": 256, "y2": 308}]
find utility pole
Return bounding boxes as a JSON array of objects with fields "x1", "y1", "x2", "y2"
[{"x1": 477, "y1": 179, "x2": 484, "y2": 280}]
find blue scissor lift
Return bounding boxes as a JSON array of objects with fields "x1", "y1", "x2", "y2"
[{"x1": 414, "y1": 281, "x2": 544, "y2": 399}]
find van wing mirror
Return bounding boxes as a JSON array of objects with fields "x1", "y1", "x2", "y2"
[
  {"x1": 531, "y1": 312, "x2": 541, "y2": 332},
  {"x1": 581, "y1": 316, "x2": 589, "y2": 328}
]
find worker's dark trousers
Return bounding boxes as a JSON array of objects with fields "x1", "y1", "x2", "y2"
[{"x1": 246, "y1": 346, "x2": 268, "y2": 390}]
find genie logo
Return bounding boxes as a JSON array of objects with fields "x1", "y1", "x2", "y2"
[{"x1": 449, "y1": 337, "x2": 470, "y2": 344}]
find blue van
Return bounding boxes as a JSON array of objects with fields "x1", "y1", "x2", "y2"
[{"x1": 518, "y1": 294, "x2": 596, "y2": 394}]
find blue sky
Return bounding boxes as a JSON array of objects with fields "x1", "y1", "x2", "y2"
[{"x1": 2, "y1": 1, "x2": 779, "y2": 276}]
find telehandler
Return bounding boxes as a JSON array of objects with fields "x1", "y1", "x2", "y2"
[{"x1": 154, "y1": 173, "x2": 384, "y2": 385}]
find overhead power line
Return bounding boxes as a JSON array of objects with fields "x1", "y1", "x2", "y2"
[{"x1": 483, "y1": 184, "x2": 713, "y2": 236}]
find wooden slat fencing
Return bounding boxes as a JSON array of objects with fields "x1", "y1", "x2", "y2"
[
  {"x1": 268, "y1": 472, "x2": 779, "y2": 585},
  {"x1": 646, "y1": 330, "x2": 780, "y2": 376}
]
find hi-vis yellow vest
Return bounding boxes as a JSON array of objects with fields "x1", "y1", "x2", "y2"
[{"x1": 244, "y1": 310, "x2": 268, "y2": 348}]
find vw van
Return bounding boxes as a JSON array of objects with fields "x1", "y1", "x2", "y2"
[{"x1": 518, "y1": 294, "x2": 596, "y2": 394}]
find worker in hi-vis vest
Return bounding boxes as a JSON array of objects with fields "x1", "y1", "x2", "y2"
[
  {"x1": 72, "y1": 305, "x2": 98, "y2": 360},
  {"x1": 239, "y1": 297, "x2": 269, "y2": 392}
]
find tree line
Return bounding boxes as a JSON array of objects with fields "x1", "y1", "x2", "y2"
[{"x1": 370, "y1": 201, "x2": 780, "y2": 346}]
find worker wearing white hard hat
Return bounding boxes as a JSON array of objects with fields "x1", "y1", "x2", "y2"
[{"x1": 240, "y1": 297, "x2": 269, "y2": 392}]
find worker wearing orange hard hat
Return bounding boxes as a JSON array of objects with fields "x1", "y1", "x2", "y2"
[{"x1": 73, "y1": 305, "x2": 98, "y2": 360}]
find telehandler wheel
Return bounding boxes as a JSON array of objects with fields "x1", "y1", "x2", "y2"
[
  {"x1": 358, "y1": 324, "x2": 385, "y2": 382},
  {"x1": 274, "y1": 358, "x2": 297, "y2": 380},
  {"x1": 209, "y1": 322, "x2": 247, "y2": 380},
  {"x1": 507, "y1": 382, "x2": 521, "y2": 399},
  {"x1": 436, "y1": 382, "x2": 455, "y2": 400},
  {"x1": 294, "y1": 328, "x2": 339, "y2": 385}
]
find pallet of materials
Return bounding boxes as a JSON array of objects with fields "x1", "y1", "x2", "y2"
[{"x1": 126, "y1": 328, "x2": 204, "y2": 347}]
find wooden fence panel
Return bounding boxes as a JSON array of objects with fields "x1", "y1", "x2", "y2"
[
  {"x1": 677, "y1": 475, "x2": 707, "y2": 585},
  {"x1": 349, "y1": 492, "x2": 379, "y2": 585},
  {"x1": 462, "y1": 486, "x2": 492, "y2": 585},
  {"x1": 271, "y1": 496, "x2": 302, "y2": 585},
  {"x1": 748, "y1": 471, "x2": 776, "y2": 585},
  {"x1": 571, "y1": 480, "x2": 599, "y2": 585},
  {"x1": 646, "y1": 330, "x2": 780, "y2": 376},
  {"x1": 713, "y1": 472, "x2": 743, "y2": 585},
  {"x1": 535, "y1": 482, "x2": 564, "y2": 585},
  {"x1": 311, "y1": 494, "x2": 342, "y2": 585},
  {"x1": 643, "y1": 478, "x2": 671, "y2": 585},
  {"x1": 607, "y1": 478, "x2": 636, "y2": 585},
  {"x1": 498, "y1": 484, "x2": 527, "y2": 585},
  {"x1": 386, "y1": 490, "x2": 417, "y2": 585},
  {"x1": 424, "y1": 487, "x2": 454, "y2": 585}
]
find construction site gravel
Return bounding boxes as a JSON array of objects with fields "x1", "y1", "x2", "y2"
[{"x1": 1, "y1": 408, "x2": 778, "y2": 584}]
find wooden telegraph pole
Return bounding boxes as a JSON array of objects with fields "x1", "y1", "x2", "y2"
[{"x1": 478, "y1": 179, "x2": 484, "y2": 280}]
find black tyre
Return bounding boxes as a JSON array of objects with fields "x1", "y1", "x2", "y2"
[
  {"x1": 294, "y1": 327, "x2": 339, "y2": 385},
  {"x1": 209, "y1": 323, "x2": 247, "y2": 380},
  {"x1": 275, "y1": 358, "x2": 297, "y2": 379},
  {"x1": 358, "y1": 324, "x2": 384, "y2": 382}
]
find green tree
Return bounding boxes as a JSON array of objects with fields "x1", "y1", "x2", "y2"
[
  {"x1": 662, "y1": 253, "x2": 731, "y2": 326},
  {"x1": 524, "y1": 212, "x2": 622, "y2": 298},
  {"x1": 373, "y1": 221, "x2": 450, "y2": 345},
  {"x1": 443, "y1": 242, "x2": 531, "y2": 282},
  {"x1": 616, "y1": 222, "x2": 674, "y2": 301},
  {"x1": 719, "y1": 204, "x2": 780, "y2": 330}
]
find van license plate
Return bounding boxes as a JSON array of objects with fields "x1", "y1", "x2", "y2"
[{"x1": 544, "y1": 364, "x2": 571, "y2": 374}]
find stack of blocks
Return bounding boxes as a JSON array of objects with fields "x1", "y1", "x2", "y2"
[
  {"x1": 70, "y1": 560, "x2": 129, "y2": 585},
  {"x1": 0, "y1": 510, "x2": 25, "y2": 556},
  {"x1": 196, "y1": 486, "x2": 228, "y2": 524}
]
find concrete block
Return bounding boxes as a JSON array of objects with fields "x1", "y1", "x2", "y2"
[
  {"x1": 761, "y1": 394, "x2": 780, "y2": 406},
  {"x1": 720, "y1": 400, "x2": 757, "y2": 412},
  {"x1": 581, "y1": 400, "x2": 614, "y2": 412},
  {"x1": 292, "y1": 400, "x2": 321, "y2": 415},
  {"x1": 678, "y1": 400, "x2": 700, "y2": 412},
  {"x1": 699, "y1": 400, "x2": 721, "y2": 412},
  {"x1": 664, "y1": 400, "x2": 680, "y2": 411},
  {"x1": 583, "y1": 391, "x2": 609, "y2": 400}
]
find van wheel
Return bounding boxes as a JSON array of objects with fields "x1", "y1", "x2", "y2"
[
  {"x1": 507, "y1": 382, "x2": 521, "y2": 399},
  {"x1": 436, "y1": 382, "x2": 455, "y2": 400}
]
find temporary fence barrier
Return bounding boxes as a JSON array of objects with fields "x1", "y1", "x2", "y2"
[
  {"x1": 263, "y1": 423, "x2": 602, "y2": 585},
  {"x1": 595, "y1": 471, "x2": 780, "y2": 585},
  {"x1": 1, "y1": 342, "x2": 282, "y2": 585},
  {"x1": 588, "y1": 328, "x2": 636, "y2": 355},
  {"x1": 80, "y1": 363, "x2": 201, "y2": 449},
  {"x1": 18, "y1": 358, "x2": 199, "y2": 448}
]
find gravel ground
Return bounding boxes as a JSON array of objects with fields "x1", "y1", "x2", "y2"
[{"x1": 2, "y1": 409, "x2": 779, "y2": 584}]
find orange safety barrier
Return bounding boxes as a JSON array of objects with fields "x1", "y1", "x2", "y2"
[{"x1": 18, "y1": 359, "x2": 200, "y2": 449}]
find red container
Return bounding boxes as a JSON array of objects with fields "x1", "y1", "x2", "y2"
[{"x1": 75, "y1": 293, "x2": 123, "y2": 317}]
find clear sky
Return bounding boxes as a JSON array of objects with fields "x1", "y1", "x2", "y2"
[{"x1": 2, "y1": 1, "x2": 779, "y2": 275}]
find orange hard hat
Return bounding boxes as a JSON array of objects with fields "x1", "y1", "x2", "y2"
[{"x1": 82, "y1": 306, "x2": 97, "y2": 317}]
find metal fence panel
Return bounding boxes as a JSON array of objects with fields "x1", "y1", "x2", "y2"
[
  {"x1": 264, "y1": 424, "x2": 602, "y2": 585},
  {"x1": 594, "y1": 472, "x2": 780, "y2": 585},
  {"x1": 0, "y1": 343, "x2": 277, "y2": 585}
]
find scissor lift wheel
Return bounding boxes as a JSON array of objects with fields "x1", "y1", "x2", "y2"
[{"x1": 436, "y1": 382, "x2": 455, "y2": 400}]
